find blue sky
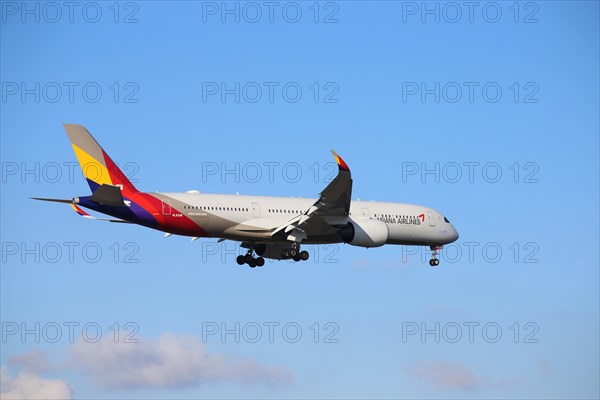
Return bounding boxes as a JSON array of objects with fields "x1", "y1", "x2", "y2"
[{"x1": 1, "y1": 1, "x2": 599, "y2": 399}]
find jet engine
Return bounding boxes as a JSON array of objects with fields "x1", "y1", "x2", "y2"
[{"x1": 337, "y1": 218, "x2": 389, "y2": 248}]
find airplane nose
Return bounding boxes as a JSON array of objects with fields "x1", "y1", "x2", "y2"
[{"x1": 451, "y1": 226, "x2": 459, "y2": 242}]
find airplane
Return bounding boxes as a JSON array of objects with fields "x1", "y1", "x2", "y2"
[{"x1": 33, "y1": 124, "x2": 459, "y2": 268}]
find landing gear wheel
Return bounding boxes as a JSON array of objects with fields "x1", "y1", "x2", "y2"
[
  {"x1": 248, "y1": 258, "x2": 257, "y2": 268},
  {"x1": 429, "y1": 245, "x2": 441, "y2": 267},
  {"x1": 289, "y1": 248, "x2": 298, "y2": 258},
  {"x1": 256, "y1": 257, "x2": 265, "y2": 267},
  {"x1": 293, "y1": 255, "x2": 301, "y2": 262},
  {"x1": 300, "y1": 251, "x2": 309, "y2": 261},
  {"x1": 236, "y1": 255, "x2": 245, "y2": 265},
  {"x1": 245, "y1": 254, "x2": 254, "y2": 264}
]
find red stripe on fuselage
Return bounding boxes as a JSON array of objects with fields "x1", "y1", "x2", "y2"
[
  {"x1": 97, "y1": 150, "x2": 205, "y2": 236},
  {"x1": 130, "y1": 192, "x2": 208, "y2": 237}
]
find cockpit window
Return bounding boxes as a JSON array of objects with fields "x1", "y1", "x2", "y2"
[{"x1": 444, "y1": 216, "x2": 450, "y2": 223}]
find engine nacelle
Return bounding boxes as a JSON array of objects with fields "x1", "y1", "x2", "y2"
[{"x1": 338, "y1": 218, "x2": 389, "y2": 248}]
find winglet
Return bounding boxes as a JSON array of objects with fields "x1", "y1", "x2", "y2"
[{"x1": 331, "y1": 150, "x2": 350, "y2": 172}]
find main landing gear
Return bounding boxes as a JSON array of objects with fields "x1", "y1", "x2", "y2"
[
  {"x1": 237, "y1": 249, "x2": 265, "y2": 268},
  {"x1": 237, "y1": 243, "x2": 310, "y2": 267},
  {"x1": 281, "y1": 242, "x2": 310, "y2": 262},
  {"x1": 429, "y1": 245, "x2": 442, "y2": 267}
]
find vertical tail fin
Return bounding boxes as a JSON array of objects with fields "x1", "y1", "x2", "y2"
[{"x1": 64, "y1": 124, "x2": 138, "y2": 194}]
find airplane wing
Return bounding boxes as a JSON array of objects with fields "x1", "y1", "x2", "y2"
[
  {"x1": 221, "y1": 151, "x2": 352, "y2": 241},
  {"x1": 270, "y1": 150, "x2": 352, "y2": 242}
]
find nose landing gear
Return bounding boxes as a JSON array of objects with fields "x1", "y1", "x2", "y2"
[{"x1": 429, "y1": 245, "x2": 442, "y2": 267}]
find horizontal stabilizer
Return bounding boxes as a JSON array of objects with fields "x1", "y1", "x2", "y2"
[
  {"x1": 31, "y1": 197, "x2": 73, "y2": 204},
  {"x1": 89, "y1": 184, "x2": 126, "y2": 207},
  {"x1": 70, "y1": 203, "x2": 132, "y2": 223}
]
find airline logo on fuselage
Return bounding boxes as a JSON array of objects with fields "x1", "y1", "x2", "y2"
[{"x1": 377, "y1": 213, "x2": 424, "y2": 225}]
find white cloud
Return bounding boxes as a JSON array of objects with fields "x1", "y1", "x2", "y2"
[
  {"x1": 69, "y1": 332, "x2": 292, "y2": 390},
  {"x1": 403, "y1": 360, "x2": 481, "y2": 390},
  {"x1": 8, "y1": 349, "x2": 54, "y2": 374},
  {"x1": 0, "y1": 368, "x2": 72, "y2": 400}
]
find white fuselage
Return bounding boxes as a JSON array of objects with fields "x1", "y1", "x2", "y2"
[{"x1": 157, "y1": 192, "x2": 459, "y2": 246}]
